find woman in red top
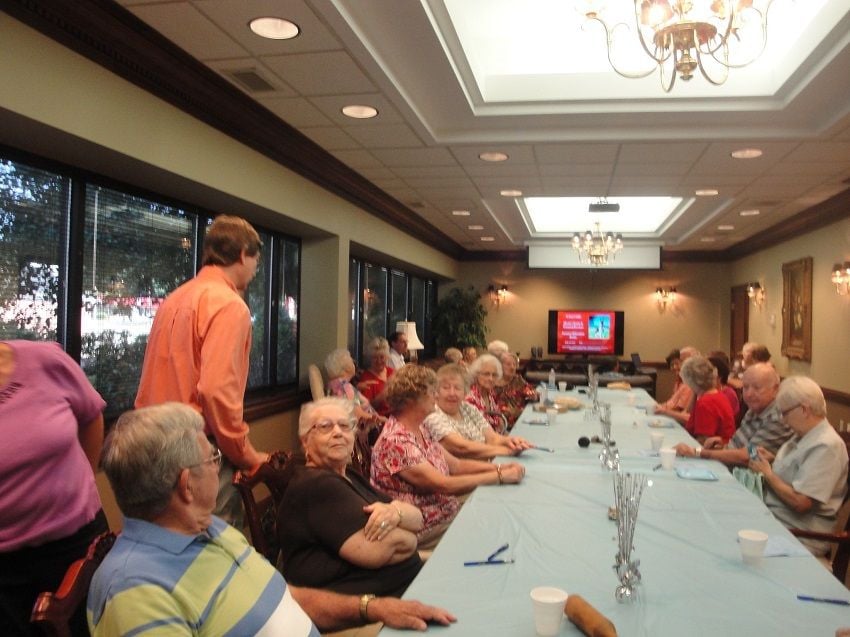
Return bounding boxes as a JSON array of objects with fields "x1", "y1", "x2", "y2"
[
  {"x1": 680, "y1": 355, "x2": 735, "y2": 445},
  {"x1": 357, "y1": 337, "x2": 394, "y2": 416}
]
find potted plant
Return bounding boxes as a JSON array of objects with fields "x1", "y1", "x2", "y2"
[{"x1": 431, "y1": 286, "x2": 488, "y2": 352}]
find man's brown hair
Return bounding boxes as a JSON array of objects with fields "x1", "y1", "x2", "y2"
[{"x1": 202, "y1": 215, "x2": 262, "y2": 266}]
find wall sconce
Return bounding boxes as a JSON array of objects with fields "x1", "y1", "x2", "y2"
[
  {"x1": 747, "y1": 282, "x2": 765, "y2": 308},
  {"x1": 832, "y1": 262, "x2": 850, "y2": 295},
  {"x1": 487, "y1": 284, "x2": 509, "y2": 309},
  {"x1": 655, "y1": 286, "x2": 676, "y2": 311}
]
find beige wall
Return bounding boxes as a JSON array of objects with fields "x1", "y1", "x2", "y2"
[
  {"x1": 731, "y1": 216, "x2": 850, "y2": 394},
  {"x1": 454, "y1": 260, "x2": 731, "y2": 362}
]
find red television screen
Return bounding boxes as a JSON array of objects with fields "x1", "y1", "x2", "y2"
[{"x1": 547, "y1": 310, "x2": 624, "y2": 356}]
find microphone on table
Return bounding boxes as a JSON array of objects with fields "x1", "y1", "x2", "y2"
[{"x1": 578, "y1": 436, "x2": 590, "y2": 448}]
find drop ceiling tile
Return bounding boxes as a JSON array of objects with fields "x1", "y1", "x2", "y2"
[
  {"x1": 256, "y1": 96, "x2": 333, "y2": 126},
  {"x1": 534, "y1": 144, "x2": 619, "y2": 164},
  {"x1": 450, "y1": 145, "x2": 536, "y2": 165},
  {"x1": 127, "y1": 2, "x2": 248, "y2": 59},
  {"x1": 539, "y1": 176, "x2": 611, "y2": 190},
  {"x1": 784, "y1": 142, "x2": 850, "y2": 162},
  {"x1": 345, "y1": 124, "x2": 423, "y2": 148},
  {"x1": 615, "y1": 162, "x2": 691, "y2": 177},
  {"x1": 263, "y1": 51, "x2": 375, "y2": 95},
  {"x1": 391, "y1": 166, "x2": 467, "y2": 180},
  {"x1": 618, "y1": 142, "x2": 708, "y2": 163},
  {"x1": 402, "y1": 176, "x2": 476, "y2": 189},
  {"x1": 331, "y1": 149, "x2": 384, "y2": 169},
  {"x1": 463, "y1": 164, "x2": 542, "y2": 178},
  {"x1": 371, "y1": 147, "x2": 457, "y2": 167},
  {"x1": 194, "y1": 0, "x2": 342, "y2": 55},
  {"x1": 310, "y1": 94, "x2": 405, "y2": 125},
  {"x1": 300, "y1": 126, "x2": 360, "y2": 149},
  {"x1": 538, "y1": 164, "x2": 612, "y2": 177}
]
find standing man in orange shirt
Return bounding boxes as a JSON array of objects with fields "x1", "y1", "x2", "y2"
[{"x1": 135, "y1": 215, "x2": 269, "y2": 524}]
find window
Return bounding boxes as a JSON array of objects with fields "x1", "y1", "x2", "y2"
[
  {"x1": 0, "y1": 149, "x2": 300, "y2": 420},
  {"x1": 348, "y1": 257, "x2": 437, "y2": 363},
  {"x1": 0, "y1": 160, "x2": 69, "y2": 341},
  {"x1": 81, "y1": 185, "x2": 197, "y2": 416}
]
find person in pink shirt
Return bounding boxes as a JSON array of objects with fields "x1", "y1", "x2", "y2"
[
  {"x1": 135, "y1": 215, "x2": 269, "y2": 524},
  {"x1": 0, "y1": 340, "x2": 107, "y2": 636},
  {"x1": 654, "y1": 346, "x2": 699, "y2": 425}
]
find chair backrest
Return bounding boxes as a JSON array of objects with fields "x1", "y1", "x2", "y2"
[
  {"x1": 308, "y1": 364, "x2": 325, "y2": 401},
  {"x1": 351, "y1": 421, "x2": 378, "y2": 479},
  {"x1": 233, "y1": 451, "x2": 298, "y2": 566},
  {"x1": 31, "y1": 531, "x2": 117, "y2": 637}
]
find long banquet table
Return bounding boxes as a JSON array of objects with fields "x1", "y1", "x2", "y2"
[{"x1": 382, "y1": 388, "x2": 850, "y2": 636}]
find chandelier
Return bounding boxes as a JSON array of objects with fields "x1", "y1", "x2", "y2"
[
  {"x1": 579, "y1": 0, "x2": 776, "y2": 92},
  {"x1": 572, "y1": 222, "x2": 624, "y2": 266}
]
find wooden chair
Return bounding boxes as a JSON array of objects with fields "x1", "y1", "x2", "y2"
[
  {"x1": 233, "y1": 450, "x2": 298, "y2": 566},
  {"x1": 30, "y1": 531, "x2": 117, "y2": 637},
  {"x1": 308, "y1": 364, "x2": 326, "y2": 401}
]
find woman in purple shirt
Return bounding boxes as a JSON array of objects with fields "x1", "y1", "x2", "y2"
[{"x1": 0, "y1": 340, "x2": 108, "y2": 637}]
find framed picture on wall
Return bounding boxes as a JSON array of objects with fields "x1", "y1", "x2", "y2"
[{"x1": 781, "y1": 257, "x2": 812, "y2": 361}]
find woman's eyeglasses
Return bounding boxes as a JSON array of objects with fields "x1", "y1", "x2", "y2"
[{"x1": 311, "y1": 419, "x2": 357, "y2": 434}]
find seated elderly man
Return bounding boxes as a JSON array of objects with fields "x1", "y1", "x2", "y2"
[
  {"x1": 750, "y1": 377, "x2": 849, "y2": 556},
  {"x1": 88, "y1": 402, "x2": 454, "y2": 636},
  {"x1": 674, "y1": 363, "x2": 793, "y2": 463}
]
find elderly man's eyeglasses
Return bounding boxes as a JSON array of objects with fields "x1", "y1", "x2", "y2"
[
  {"x1": 780, "y1": 404, "x2": 803, "y2": 418},
  {"x1": 311, "y1": 419, "x2": 357, "y2": 434},
  {"x1": 187, "y1": 447, "x2": 223, "y2": 470}
]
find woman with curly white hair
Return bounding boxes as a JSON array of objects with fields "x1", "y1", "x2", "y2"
[{"x1": 466, "y1": 353, "x2": 507, "y2": 434}]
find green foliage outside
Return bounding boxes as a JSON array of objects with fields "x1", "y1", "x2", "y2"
[{"x1": 431, "y1": 286, "x2": 488, "y2": 351}]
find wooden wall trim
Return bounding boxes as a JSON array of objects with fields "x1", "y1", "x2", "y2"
[{"x1": 823, "y1": 387, "x2": 850, "y2": 410}]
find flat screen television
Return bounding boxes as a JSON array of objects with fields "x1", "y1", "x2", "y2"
[{"x1": 547, "y1": 309, "x2": 624, "y2": 356}]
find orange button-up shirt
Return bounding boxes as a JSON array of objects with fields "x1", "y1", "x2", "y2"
[{"x1": 135, "y1": 266, "x2": 264, "y2": 469}]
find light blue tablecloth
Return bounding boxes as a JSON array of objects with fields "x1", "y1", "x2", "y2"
[{"x1": 382, "y1": 389, "x2": 850, "y2": 636}]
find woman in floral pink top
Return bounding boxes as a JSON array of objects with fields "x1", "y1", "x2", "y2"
[
  {"x1": 466, "y1": 354, "x2": 507, "y2": 434},
  {"x1": 370, "y1": 365, "x2": 526, "y2": 549}
]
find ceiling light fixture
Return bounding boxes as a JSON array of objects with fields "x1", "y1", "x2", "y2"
[
  {"x1": 580, "y1": 1, "x2": 776, "y2": 93},
  {"x1": 500, "y1": 189, "x2": 523, "y2": 197},
  {"x1": 739, "y1": 209, "x2": 761, "y2": 216},
  {"x1": 248, "y1": 17, "x2": 300, "y2": 40},
  {"x1": 481, "y1": 236, "x2": 496, "y2": 241},
  {"x1": 479, "y1": 151, "x2": 509, "y2": 162},
  {"x1": 452, "y1": 209, "x2": 471, "y2": 216},
  {"x1": 341, "y1": 104, "x2": 378, "y2": 119},
  {"x1": 571, "y1": 222, "x2": 623, "y2": 266},
  {"x1": 731, "y1": 147, "x2": 763, "y2": 159},
  {"x1": 700, "y1": 236, "x2": 716, "y2": 242},
  {"x1": 468, "y1": 224, "x2": 484, "y2": 230},
  {"x1": 695, "y1": 189, "x2": 719, "y2": 196},
  {"x1": 717, "y1": 224, "x2": 735, "y2": 230}
]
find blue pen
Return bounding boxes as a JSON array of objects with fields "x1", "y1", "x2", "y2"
[
  {"x1": 797, "y1": 595, "x2": 850, "y2": 606},
  {"x1": 486, "y1": 543, "x2": 509, "y2": 561},
  {"x1": 463, "y1": 559, "x2": 515, "y2": 566}
]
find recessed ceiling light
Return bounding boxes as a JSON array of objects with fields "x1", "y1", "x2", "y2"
[
  {"x1": 341, "y1": 104, "x2": 378, "y2": 119},
  {"x1": 731, "y1": 148, "x2": 763, "y2": 159},
  {"x1": 451, "y1": 209, "x2": 471, "y2": 216},
  {"x1": 468, "y1": 224, "x2": 484, "y2": 230},
  {"x1": 700, "y1": 237, "x2": 717, "y2": 243},
  {"x1": 695, "y1": 189, "x2": 719, "y2": 196},
  {"x1": 500, "y1": 189, "x2": 523, "y2": 197},
  {"x1": 480, "y1": 236, "x2": 495, "y2": 242},
  {"x1": 717, "y1": 224, "x2": 735, "y2": 231},
  {"x1": 479, "y1": 152, "x2": 509, "y2": 162},
  {"x1": 739, "y1": 209, "x2": 761, "y2": 216},
  {"x1": 248, "y1": 17, "x2": 300, "y2": 40}
]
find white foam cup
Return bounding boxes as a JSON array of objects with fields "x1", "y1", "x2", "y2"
[
  {"x1": 530, "y1": 587, "x2": 568, "y2": 636},
  {"x1": 738, "y1": 529, "x2": 768, "y2": 565},
  {"x1": 659, "y1": 447, "x2": 676, "y2": 470}
]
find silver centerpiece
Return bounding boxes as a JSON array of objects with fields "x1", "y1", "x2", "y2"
[
  {"x1": 598, "y1": 402, "x2": 619, "y2": 471},
  {"x1": 611, "y1": 472, "x2": 649, "y2": 602}
]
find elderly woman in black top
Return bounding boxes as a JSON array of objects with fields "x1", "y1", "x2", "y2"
[{"x1": 277, "y1": 398, "x2": 423, "y2": 597}]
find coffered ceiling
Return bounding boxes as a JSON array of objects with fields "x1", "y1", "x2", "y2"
[{"x1": 39, "y1": 1, "x2": 850, "y2": 258}]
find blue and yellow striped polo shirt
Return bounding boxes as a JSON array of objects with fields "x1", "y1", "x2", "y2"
[{"x1": 87, "y1": 516, "x2": 319, "y2": 636}]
